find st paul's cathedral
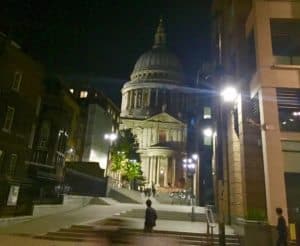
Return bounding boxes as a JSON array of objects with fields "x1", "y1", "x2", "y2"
[{"x1": 120, "y1": 19, "x2": 205, "y2": 188}]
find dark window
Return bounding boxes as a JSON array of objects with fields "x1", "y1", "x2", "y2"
[
  {"x1": 270, "y1": 18, "x2": 300, "y2": 65},
  {"x1": 8, "y1": 154, "x2": 17, "y2": 176},
  {"x1": 246, "y1": 31, "x2": 257, "y2": 80},
  {"x1": 277, "y1": 88, "x2": 300, "y2": 132},
  {"x1": 159, "y1": 130, "x2": 166, "y2": 143}
]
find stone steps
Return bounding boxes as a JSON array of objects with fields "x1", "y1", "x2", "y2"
[
  {"x1": 119, "y1": 208, "x2": 207, "y2": 222},
  {"x1": 36, "y1": 223, "x2": 241, "y2": 245}
]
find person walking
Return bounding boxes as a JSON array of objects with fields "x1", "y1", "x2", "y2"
[
  {"x1": 276, "y1": 207, "x2": 288, "y2": 246},
  {"x1": 144, "y1": 199, "x2": 157, "y2": 232},
  {"x1": 152, "y1": 182, "x2": 156, "y2": 197}
]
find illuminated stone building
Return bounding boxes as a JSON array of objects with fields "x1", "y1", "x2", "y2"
[
  {"x1": 212, "y1": 0, "x2": 300, "y2": 243},
  {"x1": 64, "y1": 82, "x2": 120, "y2": 170},
  {"x1": 120, "y1": 19, "x2": 206, "y2": 188}
]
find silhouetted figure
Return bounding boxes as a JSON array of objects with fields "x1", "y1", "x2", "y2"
[
  {"x1": 152, "y1": 183, "x2": 156, "y2": 197},
  {"x1": 144, "y1": 199, "x2": 157, "y2": 232},
  {"x1": 276, "y1": 207, "x2": 287, "y2": 246}
]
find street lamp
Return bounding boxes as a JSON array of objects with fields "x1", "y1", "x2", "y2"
[
  {"x1": 104, "y1": 133, "x2": 118, "y2": 176},
  {"x1": 183, "y1": 158, "x2": 196, "y2": 221},
  {"x1": 217, "y1": 85, "x2": 239, "y2": 246},
  {"x1": 104, "y1": 133, "x2": 117, "y2": 143},
  {"x1": 203, "y1": 128, "x2": 213, "y2": 137},
  {"x1": 220, "y1": 86, "x2": 238, "y2": 103},
  {"x1": 192, "y1": 153, "x2": 200, "y2": 206}
]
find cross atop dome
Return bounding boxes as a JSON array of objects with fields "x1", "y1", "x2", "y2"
[{"x1": 153, "y1": 17, "x2": 167, "y2": 49}]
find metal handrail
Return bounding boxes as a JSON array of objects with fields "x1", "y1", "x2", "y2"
[{"x1": 206, "y1": 206, "x2": 217, "y2": 246}]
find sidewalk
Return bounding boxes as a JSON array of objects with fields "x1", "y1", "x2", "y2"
[
  {"x1": 0, "y1": 202, "x2": 236, "y2": 238},
  {"x1": 0, "y1": 203, "x2": 140, "y2": 235},
  {"x1": 0, "y1": 234, "x2": 106, "y2": 246}
]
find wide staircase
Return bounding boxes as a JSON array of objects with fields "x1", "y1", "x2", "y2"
[
  {"x1": 119, "y1": 208, "x2": 206, "y2": 222},
  {"x1": 35, "y1": 218, "x2": 241, "y2": 245}
]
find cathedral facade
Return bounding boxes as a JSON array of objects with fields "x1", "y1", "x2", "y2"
[{"x1": 120, "y1": 19, "x2": 203, "y2": 188}]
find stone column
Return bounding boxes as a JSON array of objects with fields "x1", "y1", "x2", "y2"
[
  {"x1": 259, "y1": 87, "x2": 288, "y2": 225},
  {"x1": 130, "y1": 90, "x2": 134, "y2": 109},
  {"x1": 172, "y1": 157, "x2": 176, "y2": 187},
  {"x1": 149, "y1": 157, "x2": 153, "y2": 183},
  {"x1": 164, "y1": 159, "x2": 168, "y2": 187},
  {"x1": 156, "y1": 157, "x2": 160, "y2": 185},
  {"x1": 133, "y1": 90, "x2": 137, "y2": 108},
  {"x1": 151, "y1": 156, "x2": 157, "y2": 183},
  {"x1": 155, "y1": 89, "x2": 158, "y2": 106},
  {"x1": 147, "y1": 88, "x2": 151, "y2": 107},
  {"x1": 126, "y1": 91, "x2": 130, "y2": 109}
]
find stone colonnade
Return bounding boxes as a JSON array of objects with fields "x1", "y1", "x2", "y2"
[
  {"x1": 141, "y1": 155, "x2": 177, "y2": 188},
  {"x1": 121, "y1": 87, "x2": 200, "y2": 113}
]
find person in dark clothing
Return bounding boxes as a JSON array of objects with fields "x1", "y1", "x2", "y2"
[
  {"x1": 276, "y1": 207, "x2": 288, "y2": 246},
  {"x1": 152, "y1": 183, "x2": 156, "y2": 197},
  {"x1": 144, "y1": 199, "x2": 157, "y2": 232}
]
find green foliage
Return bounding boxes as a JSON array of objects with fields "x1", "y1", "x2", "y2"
[
  {"x1": 245, "y1": 208, "x2": 267, "y2": 221},
  {"x1": 110, "y1": 151, "x2": 126, "y2": 173},
  {"x1": 110, "y1": 129, "x2": 142, "y2": 182},
  {"x1": 111, "y1": 129, "x2": 140, "y2": 162},
  {"x1": 123, "y1": 160, "x2": 142, "y2": 182}
]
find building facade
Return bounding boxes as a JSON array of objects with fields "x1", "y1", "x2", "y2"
[
  {"x1": 212, "y1": 0, "x2": 300, "y2": 241},
  {"x1": 28, "y1": 76, "x2": 82, "y2": 202},
  {"x1": 120, "y1": 19, "x2": 206, "y2": 188},
  {"x1": 65, "y1": 85, "x2": 120, "y2": 171},
  {"x1": 0, "y1": 33, "x2": 44, "y2": 216},
  {"x1": 0, "y1": 32, "x2": 86, "y2": 212}
]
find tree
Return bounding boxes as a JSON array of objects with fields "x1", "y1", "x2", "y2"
[
  {"x1": 123, "y1": 160, "x2": 143, "y2": 189},
  {"x1": 110, "y1": 129, "x2": 142, "y2": 188},
  {"x1": 110, "y1": 151, "x2": 126, "y2": 186}
]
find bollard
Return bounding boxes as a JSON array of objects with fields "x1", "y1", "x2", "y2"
[{"x1": 191, "y1": 205, "x2": 195, "y2": 222}]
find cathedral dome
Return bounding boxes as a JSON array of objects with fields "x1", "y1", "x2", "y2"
[{"x1": 130, "y1": 19, "x2": 184, "y2": 83}]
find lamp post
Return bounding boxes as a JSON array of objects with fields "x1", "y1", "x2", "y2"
[
  {"x1": 104, "y1": 133, "x2": 117, "y2": 177},
  {"x1": 192, "y1": 153, "x2": 200, "y2": 205},
  {"x1": 183, "y1": 158, "x2": 196, "y2": 221},
  {"x1": 217, "y1": 85, "x2": 239, "y2": 246}
]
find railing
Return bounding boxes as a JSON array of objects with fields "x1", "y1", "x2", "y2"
[{"x1": 206, "y1": 205, "x2": 217, "y2": 246}]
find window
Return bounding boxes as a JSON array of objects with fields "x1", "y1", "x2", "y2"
[
  {"x1": 203, "y1": 107, "x2": 212, "y2": 119},
  {"x1": 80, "y1": 91, "x2": 88, "y2": 98},
  {"x1": 204, "y1": 135, "x2": 212, "y2": 146},
  {"x1": 8, "y1": 154, "x2": 17, "y2": 176},
  {"x1": 2, "y1": 106, "x2": 15, "y2": 132},
  {"x1": 28, "y1": 124, "x2": 36, "y2": 148},
  {"x1": 270, "y1": 19, "x2": 300, "y2": 65},
  {"x1": 38, "y1": 121, "x2": 50, "y2": 148},
  {"x1": 159, "y1": 130, "x2": 166, "y2": 143},
  {"x1": 11, "y1": 71, "x2": 22, "y2": 91},
  {"x1": 247, "y1": 31, "x2": 257, "y2": 80},
  {"x1": 277, "y1": 88, "x2": 300, "y2": 132},
  {"x1": 57, "y1": 130, "x2": 67, "y2": 153},
  {"x1": 69, "y1": 88, "x2": 74, "y2": 94}
]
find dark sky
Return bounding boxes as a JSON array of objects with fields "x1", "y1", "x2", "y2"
[{"x1": 1, "y1": 0, "x2": 212, "y2": 82}]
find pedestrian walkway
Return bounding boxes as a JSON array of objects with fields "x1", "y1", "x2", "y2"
[
  {"x1": 0, "y1": 196, "x2": 239, "y2": 245},
  {"x1": 0, "y1": 203, "x2": 139, "y2": 235}
]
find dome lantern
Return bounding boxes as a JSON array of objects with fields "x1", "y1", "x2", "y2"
[
  {"x1": 153, "y1": 17, "x2": 166, "y2": 49},
  {"x1": 130, "y1": 18, "x2": 184, "y2": 83}
]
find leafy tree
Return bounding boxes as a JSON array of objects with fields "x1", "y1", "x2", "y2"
[
  {"x1": 110, "y1": 129, "x2": 142, "y2": 187},
  {"x1": 110, "y1": 151, "x2": 126, "y2": 173},
  {"x1": 123, "y1": 160, "x2": 143, "y2": 189}
]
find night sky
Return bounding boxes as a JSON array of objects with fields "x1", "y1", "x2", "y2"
[{"x1": 1, "y1": 0, "x2": 212, "y2": 82}]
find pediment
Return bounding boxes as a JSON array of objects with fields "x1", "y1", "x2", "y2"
[{"x1": 146, "y1": 112, "x2": 184, "y2": 125}]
